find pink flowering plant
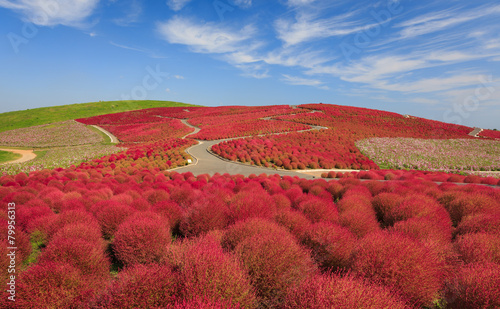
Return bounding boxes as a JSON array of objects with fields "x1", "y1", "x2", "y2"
[
  {"x1": 356, "y1": 137, "x2": 500, "y2": 173},
  {"x1": 0, "y1": 120, "x2": 104, "y2": 147}
]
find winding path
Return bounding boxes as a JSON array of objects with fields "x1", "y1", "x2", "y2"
[
  {"x1": 90, "y1": 125, "x2": 119, "y2": 144},
  {"x1": 172, "y1": 113, "x2": 343, "y2": 179},
  {"x1": 0, "y1": 148, "x2": 36, "y2": 165}
]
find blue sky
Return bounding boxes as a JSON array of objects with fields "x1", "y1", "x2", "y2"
[{"x1": 1, "y1": 0, "x2": 499, "y2": 129}]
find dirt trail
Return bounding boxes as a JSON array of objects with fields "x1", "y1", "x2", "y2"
[{"x1": 0, "y1": 148, "x2": 37, "y2": 165}]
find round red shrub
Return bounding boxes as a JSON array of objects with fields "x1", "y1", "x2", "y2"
[
  {"x1": 284, "y1": 272, "x2": 409, "y2": 309},
  {"x1": 390, "y1": 216, "x2": 452, "y2": 245},
  {"x1": 95, "y1": 202, "x2": 135, "y2": 239},
  {"x1": 455, "y1": 213, "x2": 500, "y2": 235},
  {"x1": 298, "y1": 196, "x2": 338, "y2": 224},
  {"x1": 350, "y1": 230, "x2": 446, "y2": 306},
  {"x1": 221, "y1": 218, "x2": 290, "y2": 251},
  {"x1": 16, "y1": 262, "x2": 96, "y2": 308},
  {"x1": 38, "y1": 237, "x2": 110, "y2": 279},
  {"x1": 97, "y1": 263, "x2": 177, "y2": 308},
  {"x1": 113, "y1": 213, "x2": 171, "y2": 266},
  {"x1": 273, "y1": 210, "x2": 311, "y2": 241},
  {"x1": 371, "y1": 192, "x2": 403, "y2": 226},
  {"x1": 179, "y1": 194, "x2": 230, "y2": 237},
  {"x1": 453, "y1": 232, "x2": 500, "y2": 264},
  {"x1": 339, "y1": 209, "x2": 380, "y2": 238},
  {"x1": 233, "y1": 229, "x2": 316, "y2": 307},
  {"x1": 445, "y1": 192, "x2": 500, "y2": 225},
  {"x1": 177, "y1": 235, "x2": 257, "y2": 308},
  {"x1": 445, "y1": 262, "x2": 500, "y2": 309},
  {"x1": 301, "y1": 222, "x2": 356, "y2": 270},
  {"x1": 228, "y1": 189, "x2": 277, "y2": 224}
]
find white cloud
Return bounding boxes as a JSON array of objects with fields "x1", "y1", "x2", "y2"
[
  {"x1": 166, "y1": 0, "x2": 191, "y2": 11},
  {"x1": 396, "y1": 4, "x2": 500, "y2": 39},
  {"x1": 281, "y1": 74, "x2": 328, "y2": 89},
  {"x1": 174, "y1": 75, "x2": 184, "y2": 79},
  {"x1": 0, "y1": 0, "x2": 99, "y2": 27},
  {"x1": 374, "y1": 74, "x2": 487, "y2": 93},
  {"x1": 275, "y1": 10, "x2": 375, "y2": 46},
  {"x1": 157, "y1": 16, "x2": 256, "y2": 54},
  {"x1": 113, "y1": 0, "x2": 142, "y2": 26},
  {"x1": 232, "y1": 0, "x2": 252, "y2": 8}
]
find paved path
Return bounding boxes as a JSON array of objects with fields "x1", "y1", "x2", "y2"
[
  {"x1": 90, "y1": 125, "x2": 119, "y2": 144},
  {"x1": 172, "y1": 115, "x2": 345, "y2": 179},
  {"x1": 0, "y1": 148, "x2": 36, "y2": 165}
]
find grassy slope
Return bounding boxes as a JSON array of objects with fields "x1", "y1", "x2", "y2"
[
  {"x1": 0, "y1": 150, "x2": 22, "y2": 163},
  {"x1": 0, "y1": 100, "x2": 199, "y2": 133}
]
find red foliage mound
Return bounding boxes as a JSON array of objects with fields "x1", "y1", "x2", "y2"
[
  {"x1": 298, "y1": 196, "x2": 338, "y2": 224},
  {"x1": 179, "y1": 192, "x2": 231, "y2": 237},
  {"x1": 371, "y1": 192, "x2": 404, "y2": 226},
  {"x1": 350, "y1": 231, "x2": 446, "y2": 306},
  {"x1": 38, "y1": 237, "x2": 110, "y2": 280},
  {"x1": 443, "y1": 192, "x2": 500, "y2": 225},
  {"x1": 221, "y1": 218, "x2": 290, "y2": 251},
  {"x1": 445, "y1": 262, "x2": 500, "y2": 309},
  {"x1": 94, "y1": 201, "x2": 135, "y2": 239},
  {"x1": 16, "y1": 262, "x2": 96, "y2": 308},
  {"x1": 273, "y1": 210, "x2": 312, "y2": 241},
  {"x1": 455, "y1": 212, "x2": 500, "y2": 235},
  {"x1": 227, "y1": 189, "x2": 277, "y2": 224},
  {"x1": 176, "y1": 235, "x2": 257, "y2": 308},
  {"x1": 96, "y1": 264, "x2": 177, "y2": 308},
  {"x1": 301, "y1": 222, "x2": 357, "y2": 270},
  {"x1": 232, "y1": 226, "x2": 316, "y2": 307},
  {"x1": 453, "y1": 232, "x2": 500, "y2": 264},
  {"x1": 113, "y1": 213, "x2": 171, "y2": 266},
  {"x1": 284, "y1": 272, "x2": 410, "y2": 309}
]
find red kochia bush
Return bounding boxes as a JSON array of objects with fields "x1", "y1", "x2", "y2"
[
  {"x1": 227, "y1": 189, "x2": 277, "y2": 224},
  {"x1": 273, "y1": 210, "x2": 312, "y2": 241},
  {"x1": 233, "y1": 225, "x2": 316, "y2": 307},
  {"x1": 283, "y1": 272, "x2": 410, "y2": 309},
  {"x1": 301, "y1": 222, "x2": 356, "y2": 270},
  {"x1": 445, "y1": 262, "x2": 500, "y2": 309},
  {"x1": 113, "y1": 213, "x2": 171, "y2": 266},
  {"x1": 38, "y1": 237, "x2": 110, "y2": 280},
  {"x1": 94, "y1": 202, "x2": 135, "y2": 239},
  {"x1": 453, "y1": 232, "x2": 500, "y2": 264},
  {"x1": 455, "y1": 212, "x2": 500, "y2": 235},
  {"x1": 16, "y1": 262, "x2": 96, "y2": 308},
  {"x1": 96, "y1": 264, "x2": 177, "y2": 308},
  {"x1": 298, "y1": 196, "x2": 338, "y2": 224},
  {"x1": 177, "y1": 235, "x2": 257, "y2": 308},
  {"x1": 350, "y1": 231, "x2": 445, "y2": 306},
  {"x1": 221, "y1": 218, "x2": 291, "y2": 251},
  {"x1": 371, "y1": 192, "x2": 404, "y2": 226},
  {"x1": 179, "y1": 193, "x2": 230, "y2": 237},
  {"x1": 444, "y1": 192, "x2": 500, "y2": 225}
]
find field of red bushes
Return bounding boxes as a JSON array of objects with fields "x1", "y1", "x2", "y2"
[
  {"x1": 2, "y1": 166, "x2": 500, "y2": 308},
  {"x1": 211, "y1": 103, "x2": 481, "y2": 170},
  {"x1": 2, "y1": 104, "x2": 499, "y2": 308}
]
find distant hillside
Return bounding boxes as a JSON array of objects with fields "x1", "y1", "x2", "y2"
[{"x1": 0, "y1": 100, "x2": 199, "y2": 133}]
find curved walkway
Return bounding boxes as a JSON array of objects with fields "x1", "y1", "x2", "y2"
[
  {"x1": 0, "y1": 148, "x2": 36, "y2": 165},
  {"x1": 172, "y1": 115, "x2": 346, "y2": 179},
  {"x1": 90, "y1": 125, "x2": 119, "y2": 144}
]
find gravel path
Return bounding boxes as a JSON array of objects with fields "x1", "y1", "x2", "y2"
[
  {"x1": 90, "y1": 125, "x2": 120, "y2": 143},
  {"x1": 0, "y1": 148, "x2": 36, "y2": 165}
]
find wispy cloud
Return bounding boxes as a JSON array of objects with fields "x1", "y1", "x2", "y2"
[
  {"x1": 166, "y1": 0, "x2": 191, "y2": 11},
  {"x1": 281, "y1": 74, "x2": 329, "y2": 89},
  {"x1": 113, "y1": 0, "x2": 142, "y2": 26},
  {"x1": 396, "y1": 4, "x2": 500, "y2": 39},
  {"x1": 157, "y1": 16, "x2": 256, "y2": 54},
  {"x1": 110, "y1": 41, "x2": 167, "y2": 58},
  {"x1": 275, "y1": 9, "x2": 378, "y2": 46},
  {"x1": 0, "y1": 0, "x2": 99, "y2": 27}
]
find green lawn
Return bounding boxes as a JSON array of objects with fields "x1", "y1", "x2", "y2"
[
  {"x1": 0, "y1": 150, "x2": 22, "y2": 163},
  {"x1": 0, "y1": 100, "x2": 199, "y2": 133}
]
